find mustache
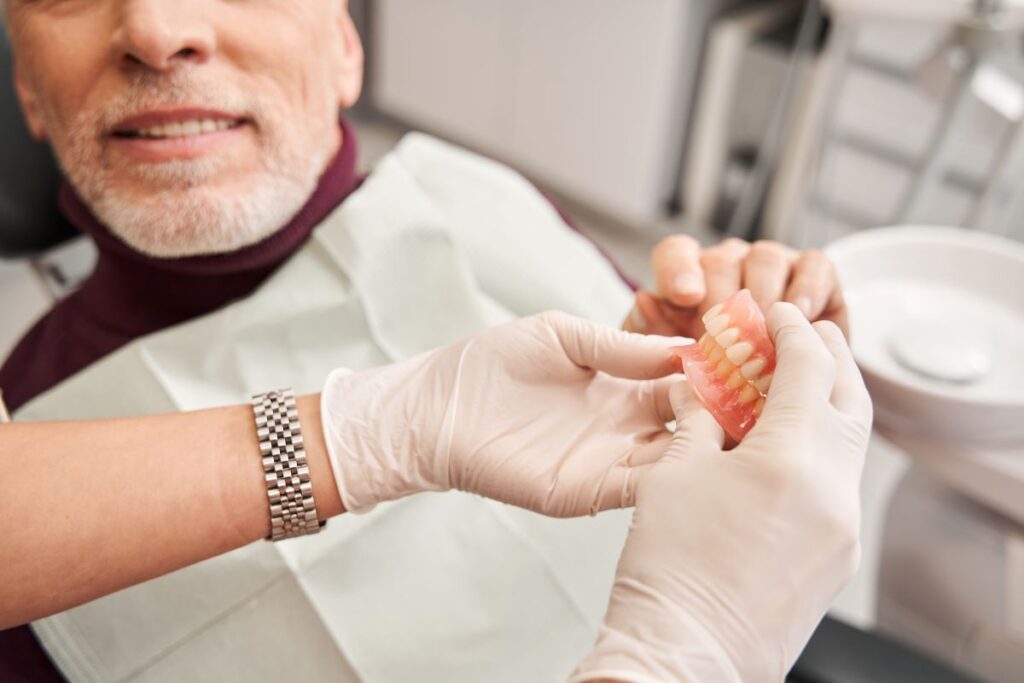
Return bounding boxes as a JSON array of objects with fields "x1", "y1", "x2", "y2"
[{"x1": 93, "y1": 73, "x2": 260, "y2": 131}]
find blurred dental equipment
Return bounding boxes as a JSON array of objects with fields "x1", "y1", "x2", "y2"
[{"x1": 767, "y1": 0, "x2": 1024, "y2": 247}]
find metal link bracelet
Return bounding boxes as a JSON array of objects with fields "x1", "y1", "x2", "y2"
[{"x1": 251, "y1": 388, "x2": 326, "y2": 541}]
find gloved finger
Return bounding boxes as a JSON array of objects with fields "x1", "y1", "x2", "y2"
[
  {"x1": 652, "y1": 234, "x2": 706, "y2": 307},
  {"x1": 593, "y1": 461, "x2": 662, "y2": 511},
  {"x1": 765, "y1": 302, "x2": 837, "y2": 409},
  {"x1": 741, "y1": 240, "x2": 798, "y2": 313},
  {"x1": 783, "y1": 250, "x2": 836, "y2": 320},
  {"x1": 812, "y1": 320, "x2": 872, "y2": 424},
  {"x1": 669, "y1": 382, "x2": 724, "y2": 454},
  {"x1": 547, "y1": 311, "x2": 692, "y2": 380},
  {"x1": 625, "y1": 433, "x2": 674, "y2": 467},
  {"x1": 698, "y1": 238, "x2": 749, "y2": 322},
  {"x1": 622, "y1": 291, "x2": 679, "y2": 336},
  {"x1": 646, "y1": 375, "x2": 683, "y2": 425}
]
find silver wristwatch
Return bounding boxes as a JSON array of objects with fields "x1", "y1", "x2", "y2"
[{"x1": 251, "y1": 388, "x2": 325, "y2": 541}]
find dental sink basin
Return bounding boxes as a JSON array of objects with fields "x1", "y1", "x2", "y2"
[{"x1": 827, "y1": 226, "x2": 1024, "y2": 445}]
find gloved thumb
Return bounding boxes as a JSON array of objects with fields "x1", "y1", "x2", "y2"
[
  {"x1": 544, "y1": 311, "x2": 691, "y2": 380},
  {"x1": 669, "y1": 381, "x2": 725, "y2": 455}
]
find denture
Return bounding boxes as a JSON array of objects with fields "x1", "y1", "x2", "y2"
[{"x1": 675, "y1": 290, "x2": 776, "y2": 442}]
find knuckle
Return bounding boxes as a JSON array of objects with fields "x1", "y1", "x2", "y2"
[
  {"x1": 669, "y1": 233, "x2": 701, "y2": 250},
  {"x1": 799, "y1": 248, "x2": 829, "y2": 264},
  {"x1": 748, "y1": 240, "x2": 788, "y2": 264},
  {"x1": 700, "y1": 249, "x2": 738, "y2": 274},
  {"x1": 721, "y1": 237, "x2": 750, "y2": 252},
  {"x1": 654, "y1": 234, "x2": 699, "y2": 259}
]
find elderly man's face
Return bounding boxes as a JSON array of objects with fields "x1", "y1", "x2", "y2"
[{"x1": 6, "y1": 0, "x2": 363, "y2": 257}]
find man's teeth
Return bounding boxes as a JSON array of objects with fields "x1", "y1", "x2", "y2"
[{"x1": 131, "y1": 119, "x2": 236, "y2": 139}]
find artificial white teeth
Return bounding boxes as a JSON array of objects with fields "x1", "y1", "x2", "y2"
[
  {"x1": 715, "y1": 327, "x2": 740, "y2": 348},
  {"x1": 741, "y1": 358, "x2": 766, "y2": 380},
  {"x1": 726, "y1": 370, "x2": 746, "y2": 390},
  {"x1": 738, "y1": 384, "x2": 759, "y2": 404},
  {"x1": 705, "y1": 314, "x2": 730, "y2": 337},
  {"x1": 754, "y1": 373, "x2": 772, "y2": 394},
  {"x1": 725, "y1": 341, "x2": 753, "y2": 365},
  {"x1": 707, "y1": 345, "x2": 725, "y2": 364},
  {"x1": 181, "y1": 120, "x2": 201, "y2": 136},
  {"x1": 702, "y1": 303, "x2": 724, "y2": 325},
  {"x1": 200, "y1": 119, "x2": 218, "y2": 133}
]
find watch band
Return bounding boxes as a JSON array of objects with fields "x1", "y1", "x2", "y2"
[{"x1": 251, "y1": 388, "x2": 325, "y2": 541}]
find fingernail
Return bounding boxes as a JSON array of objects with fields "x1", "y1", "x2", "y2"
[
  {"x1": 629, "y1": 307, "x2": 647, "y2": 333},
  {"x1": 673, "y1": 273, "x2": 703, "y2": 296},
  {"x1": 793, "y1": 296, "x2": 812, "y2": 317}
]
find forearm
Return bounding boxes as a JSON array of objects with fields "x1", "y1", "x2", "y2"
[{"x1": 0, "y1": 393, "x2": 342, "y2": 628}]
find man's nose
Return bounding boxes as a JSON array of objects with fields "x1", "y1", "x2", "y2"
[{"x1": 113, "y1": 0, "x2": 216, "y2": 71}]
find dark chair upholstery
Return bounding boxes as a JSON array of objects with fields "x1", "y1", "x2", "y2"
[{"x1": 0, "y1": 28, "x2": 76, "y2": 258}]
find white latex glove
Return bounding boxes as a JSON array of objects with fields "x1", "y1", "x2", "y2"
[
  {"x1": 572, "y1": 302, "x2": 873, "y2": 683},
  {"x1": 321, "y1": 311, "x2": 690, "y2": 516}
]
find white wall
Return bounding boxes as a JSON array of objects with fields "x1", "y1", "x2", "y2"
[{"x1": 372, "y1": 0, "x2": 748, "y2": 224}]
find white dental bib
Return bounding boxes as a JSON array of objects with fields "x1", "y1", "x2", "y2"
[{"x1": 19, "y1": 134, "x2": 636, "y2": 682}]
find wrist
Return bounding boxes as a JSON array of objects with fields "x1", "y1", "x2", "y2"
[
  {"x1": 320, "y1": 360, "x2": 451, "y2": 513},
  {"x1": 296, "y1": 393, "x2": 345, "y2": 519}
]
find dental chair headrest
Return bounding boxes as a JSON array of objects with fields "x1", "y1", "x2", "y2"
[{"x1": 0, "y1": 29, "x2": 77, "y2": 258}]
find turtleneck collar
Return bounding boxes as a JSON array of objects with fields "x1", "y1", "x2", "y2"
[{"x1": 59, "y1": 116, "x2": 360, "y2": 335}]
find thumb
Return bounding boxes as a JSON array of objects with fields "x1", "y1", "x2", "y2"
[
  {"x1": 545, "y1": 311, "x2": 692, "y2": 380},
  {"x1": 669, "y1": 382, "x2": 725, "y2": 455}
]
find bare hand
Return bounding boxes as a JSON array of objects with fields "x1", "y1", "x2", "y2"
[{"x1": 623, "y1": 236, "x2": 849, "y2": 339}]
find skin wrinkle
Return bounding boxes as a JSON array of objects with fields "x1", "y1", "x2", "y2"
[{"x1": 6, "y1": 0, "x2": 359, "y2": 258}]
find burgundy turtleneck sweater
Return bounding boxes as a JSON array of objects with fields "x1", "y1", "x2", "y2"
[{"x1": 0, "y1": 118, "x2": 361, "y2": 682}]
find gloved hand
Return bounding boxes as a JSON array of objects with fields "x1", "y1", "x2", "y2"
[
  {"x1": 321, "y1": 311, "x2": 689, "y2": 516},
  {"x1": 572, "y1": 302, "x2": 873, "y2": 683}
]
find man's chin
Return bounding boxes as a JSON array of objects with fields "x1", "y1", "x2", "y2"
[{"x1": 91, "y1": 181, "x2": 313, "y2": 258}]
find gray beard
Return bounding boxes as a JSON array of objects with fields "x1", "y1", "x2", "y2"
[
  {"x1": 38, "y1": 71, "x2": 336, "y2": 257},
  {"x1": 79, "y1": 154, "x2": 326, "y2": 258}
]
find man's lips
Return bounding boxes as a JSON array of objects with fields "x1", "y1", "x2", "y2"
[
  {"x1": 111, "y1": 108, "x2": 249, "y2": 139},
  {"x1": 108, "y1": 108, "x2": 254, "y2": 162}
]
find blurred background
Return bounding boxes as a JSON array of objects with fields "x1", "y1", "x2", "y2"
[{"x1": 3, "y1": 1, "x2": 1024, "y2": 681}]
